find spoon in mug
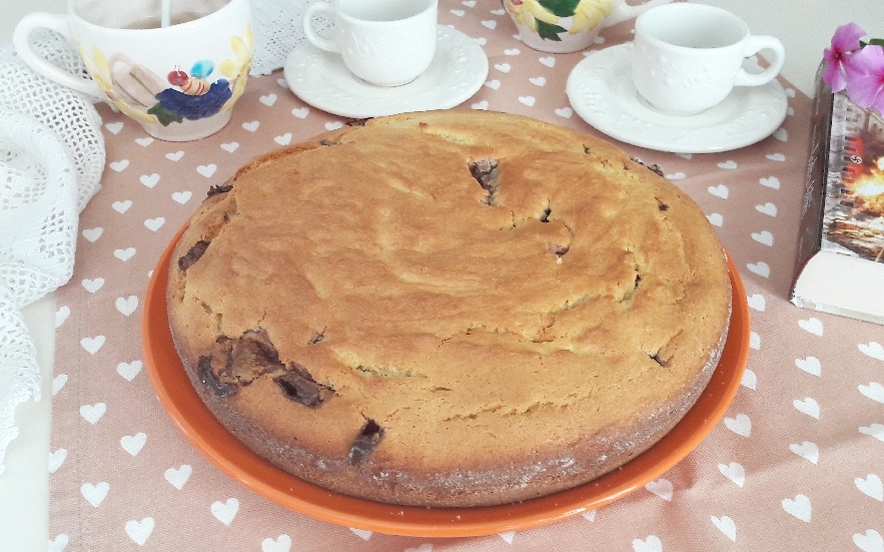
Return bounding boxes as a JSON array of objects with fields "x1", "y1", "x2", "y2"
[{"x1": 161, "y1": 0, "x2": 171, "y2": 27}]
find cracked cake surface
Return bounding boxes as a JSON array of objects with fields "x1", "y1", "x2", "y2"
[{"x1": 166, "y1": 110, "x2": 731, "y2": 507}]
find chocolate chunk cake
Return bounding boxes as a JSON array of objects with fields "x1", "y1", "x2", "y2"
[{"x1": 166, "y1": 110, "x2": 731, "y2": 507}]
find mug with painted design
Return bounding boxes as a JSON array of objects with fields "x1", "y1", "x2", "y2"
[{"x1": 14, "y1": 0, "x2": 254, "y2": 141}]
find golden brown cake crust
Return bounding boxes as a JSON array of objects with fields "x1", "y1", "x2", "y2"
[{"x1": 166, "y1": 110, "x2": 731, "y2": 507}]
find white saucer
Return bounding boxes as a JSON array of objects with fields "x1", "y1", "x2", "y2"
[
  {"x1": 565, "y1": 43, "x2": 789, "y2": 154},
  {"x1": 284, "y1": 26, "x2": 489, "y2": 118}
]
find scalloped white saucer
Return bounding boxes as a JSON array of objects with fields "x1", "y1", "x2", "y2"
[
  {"x1": 284, "y1": 26, "x2": 488, "y2": 118},
  {"x1": 566, "y1": 43, "x2": 789, "y2": 154}
]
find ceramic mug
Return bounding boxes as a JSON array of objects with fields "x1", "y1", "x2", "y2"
[
  {"x1": 13, "y1": 0, "x2": 254, "y2": 142},
  {"x1": 503, "y1": 0, "x2": 672, "y2": 54},
  {"x1": 303, "y1": 0, "x2": 438, "y2": 87},
  {"x1": 631, "y1": 3, "x2": 785, "y2": 115}
]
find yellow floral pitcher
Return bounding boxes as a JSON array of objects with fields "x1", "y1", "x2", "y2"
[{"x1": 503, "y1": 0, "x2": 672, "y2": 53}]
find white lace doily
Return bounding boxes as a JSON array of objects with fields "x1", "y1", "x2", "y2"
[
  {"x1": 252, "y1": 0, "x2": 328, "y2": 75},
  {"x1": 0, "y1": 39, "x2": 105, "y2": 475},
  {"x1": 0, "y1": 0, "x2": 310, "y2": 475},
  {"x1": 0, "y1": 110, "x2": 78, "y2": 475}
]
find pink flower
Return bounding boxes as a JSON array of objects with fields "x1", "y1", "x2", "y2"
[
  {"x1": 823, "y1": 22, "x2": 867, "y2": 92},
  {"x1": 844, "y1": 44, "x2": 884, "y2": 113}
]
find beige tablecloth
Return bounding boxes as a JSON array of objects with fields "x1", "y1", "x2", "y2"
[{"x1": 47, "y1": 1, "x2": 884, "y2": 550}]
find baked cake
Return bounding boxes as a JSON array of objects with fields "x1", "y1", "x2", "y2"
[{"x1": 166, "y1": 110, "x2": 731, "y2": 507}]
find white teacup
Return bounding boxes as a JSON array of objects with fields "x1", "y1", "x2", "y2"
[
  {"x1": 13, "y1": 0, "x2": 254, "y2": 141},
  {"x1": 303, "y1": 0, "x2": 438, "y2": 87},
  {"x1": 631, "y1": 3, "x2": 785, "y2": 115},
  {"x1": 503, "y1": 0, "x2": 672, "y2": 54}
]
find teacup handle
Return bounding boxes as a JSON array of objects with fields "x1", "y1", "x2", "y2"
[
  {"x1": 303, "y1": 2, "x2": 341, "y2": 54},
  {"x1": 604, "y1": 0, "x2": 672, "y2": 28},
  {"x1": 12, "y1": 12, "x2": 104, "y2": 97},
  {"x1": 734, "y1": 35, "x2": 786, "y2": 87}
]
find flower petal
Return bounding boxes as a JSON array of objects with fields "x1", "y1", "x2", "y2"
[
  {"x1": 846, "y1": 43, "x2": 884, "y2": 74},
  {"x1": 831, "y1": 22, "x2": 867, "y2": 53},
  {"x1": 845, "y1": 46, "x2": 884, "y2": 111},
  {"x1": 823, "y1": 61, "x2": 848, "y2": 92}
]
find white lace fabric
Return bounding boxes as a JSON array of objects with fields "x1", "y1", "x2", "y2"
[
  {"x1": 0, "y1": 0, "x2": 312, "y2": 476},
  {"x1": 251, "y1": 0, "x2": 325, "y2": 76},
  {"x1": 0, "y1": 35, "x2": 104, "y2": 475}
]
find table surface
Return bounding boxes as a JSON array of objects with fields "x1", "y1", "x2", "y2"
[{"x1": 2, "y1": 0, "x2": 884, "y2": 550}]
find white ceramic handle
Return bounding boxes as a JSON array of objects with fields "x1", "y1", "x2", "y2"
[
  {"x1": 734, "y1": 35, "x2": 786, "y2": 87},
  {"x1": 303, "y1": 2, "x2": 341, "y2": 53},
  {"x1": 604, "y1": 0, "x2": 672, "y2": 28},
  {"x1": 12, "y1": 12, "x2": 104, "y2": 97}
]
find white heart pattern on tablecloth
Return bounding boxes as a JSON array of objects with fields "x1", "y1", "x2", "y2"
[
  {"x1": 750, "y1": 332, "x2": 761, "y2": 349},
  {"x1": 751, "y1": 231, "x2": 773, "y2": 246},
  {"x1": 793, "y1": 397, "x2": 821, "y2": 419},
  {"x1": 759, "y1": 176, "x2": 780, "y2": 189},
  {"x1": 211, "y1": 498, "x2": 240, "y2": 526},
  {"x1": 82, "y1": 227, "x2": 103, "y2": 242},
  {"x1": 116, "y1": 360, "x2": 142, "y2": 381},
  {"x1": 859, "y1": 342, "x2": 884, "y2": 361},
  {"x1": 120, "y1": 432, "x2": 146, "y2": 456},
  {"x1": 855, "y1": 474, "x2": 884, "y2": 501},
  {"x1": 746, "y1": 262, "x2": 770, "y2": 278},
  {"x1": 164, "y1": 464, "x2": 192, "y2": 490},
  {"x1": 114, "y1": 247, "x2": 136, "y2": 262},
  {"x1": 261, "y1": 534, "x2": 293, "y2": 552},
  {"x1": 48, "y1": 448, "x2": 67, "y2": 474},
  {"x1": 52, "y1": 374, "x2": 67, "y2": 396},
  {"x1": 140, "y1": 173, "x2": 159, "y2": 188},
  {"x1": 798, "y1": 317, "x2": 824, "y2": 336},
  {"x1": 859, "y1": 382, "x2": 884, "y2": 403},
  {"x1": 80, "y1": 335, "x2": 106, "y2": 355},
  {"x1": 115, "y1": 295, "x2": 138, "y2": 316},
  {"x1": 790, "y1": 441, "x2": 819, "y2": 464},
  {"x1": 349, "y1": 528, "x2": 372, "y2": 540},
  {"x1": 741, "y1": 368, "x2": 757, "y2": 389},
  {"x1": 781, "y1": 494, "x2": 812, "y2": 522},
  {"x1": 81, "y1": 481, "x2": 109, "y2": 508},
  {"x1": 706, "y1": 213, "x2": 723, "y2": 226},
  {"x1": 853, "y1": 529, "x2": 884, "y2": 552},
  {"x1": 724, "y1": 414, "x2": 751, "y2": 437},
  {"x1": 707, "y1": 184, "x2": 729, "y2": 199},
  {"x1": 645, "y1": 478, "x2": 673, "y2": 501},
  {"x1": 718, "y1": 462, "x2": 746, "y2": 487},
  {"x1": 632, "y1": 535, "x2": 663, "y2": 552},
  {"x1": 112, "y1": 200, "x2": 132, "y2": 213},
  {"x1": 144, "y1": 217, "x2": 165, "y2": 232},
  {"x1": 79, "y1": 402, "x2": 106, "y2": 424},
  {"x1": 755, "y1": 202, "x2": 778, "y2": 216},
  {"x1": 125, "y1": 518, "x2": 154, "y2": 546},
  {"x1": 49, "y1": 534, "x2": 68, "y2": 552},
  {"x1": 859, "y1": 423, "x2": 884, "y2": 442},
  {"x1": 711, "y1": 515, "x2": 736, "y2": 542},
  {"x1": 55, "y1": 306, "x2": 70, "y2": 329},
  {"x1": 197, "y1": 164, "x2": 217, "y2": 178},
  {"x1": 172, "y1": 191, "x2": 193, "y2": 204},
  {"x1": 109, "y1": 159, "x2": 129, "y2": 172},
  {"x1": 81, "y1": 278, "x2": 104, "y2": 293},
  {"x1": 795, "y1": 356, "x2": 821, "y2": 376},
  {"x1": 747, "y1": 294, "x2": 765, "y2": 311}
]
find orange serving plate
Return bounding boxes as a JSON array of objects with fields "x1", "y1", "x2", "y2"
[{"x1": 143, "y1": 223, "x2": 750, "y2": 538}]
